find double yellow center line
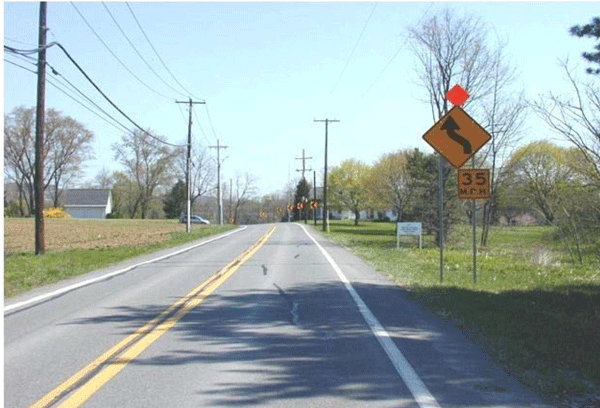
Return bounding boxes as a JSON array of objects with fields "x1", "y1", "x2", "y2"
[{"x1": 30, "y1": 226, "x2": 276, "y2": 408}]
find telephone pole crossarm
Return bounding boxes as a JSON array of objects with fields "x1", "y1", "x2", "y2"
[
  {"x1": 209, "y1": 140, "x2": 229, "y2": 225},
  {"x1": 295, "y1": 149, "x2": 313, "y2": 180}
]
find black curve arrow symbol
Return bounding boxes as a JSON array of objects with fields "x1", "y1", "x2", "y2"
[{"x1": 440, "y1": 116, "x2": 472, "y2": 154}]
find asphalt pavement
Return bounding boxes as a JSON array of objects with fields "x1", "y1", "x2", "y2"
[{"x1": 4, "y1": 223, "x2": 551, "y2": 408}]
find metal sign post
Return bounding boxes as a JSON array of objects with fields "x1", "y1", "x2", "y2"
[{"x1": 421, "y1": 85, "x2": 493, "y2": 283}]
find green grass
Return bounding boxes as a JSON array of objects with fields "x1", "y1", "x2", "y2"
[
  {"x1": 316, "y1": 220, "x2": 600, "y2": 403},
  {"x1": 4, "y1": 224, "x2": 236, "y2": 298}
]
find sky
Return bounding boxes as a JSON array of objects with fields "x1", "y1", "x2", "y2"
[{"x1": 3, "y1": 1, "x2": 599, "y2": 197}]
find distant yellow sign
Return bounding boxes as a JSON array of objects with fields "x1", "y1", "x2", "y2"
[
  {"x1": 457, "y1": 169, "x2": 490, "y2": 199},
  {"x1": 423, "y1": 106, "x2": 491, "y2": 169}
]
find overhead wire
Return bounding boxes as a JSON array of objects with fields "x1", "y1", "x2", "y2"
[
  {"x1": 70, "y1": 2, "x2": 177, "y2": 101},
  {"x1": 361, "y1": 2, "x2": 434, "y2": 98},
  {"x1": 5, "y1": 55, "x2": 131, "y2": 134},
  {"x1": 203, "y1": 104, "x2": 220, "y2": 142},
  {"x1": 4, "y1": 43, "x2": 58, "y2": 55},
  {"x1": 192, "y1": 105, "x2": 211, "y2": 146},
  {"x1": 4, "y1": 58, "x2": 37, "y2": 75},
  {"x1": 101, "y1": 2, "x2": 181, "y2": 101},
  {"x1": 9, "y1": 40, "x2": 187, "y2": 147},
  {"x1": 5, "y1": 50, "x2": 38, "y2": 67},
  {"x1": 46, "y1": 77, "x2": 131, "y2": 134},
  {"x1": 329, "y1": 3, "x2": 378, "y2": 97},
  {"x1": 4, "y1": 37, "x2": 37, "y2": 47},
  {"x1": 53, "y1": 42, "x2": 185, "y2": 146},
  {"x1": 126, "y1": 1, "x2": 201, "y2": 101},
  {"x1": 46, "y1": 61, "x2": 133, "y2": 133}
]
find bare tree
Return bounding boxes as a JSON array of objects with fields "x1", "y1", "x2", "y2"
[
  {"x1": 232, "y1": 172, "x2": 257, "y2": 224},
  {"x1": 408, "y1": 8, "x2": 498, "y2": 245},
  {"x1": 113, "y1": 129, "x2": 177, "y2": 219},
  {"x1": 476, "y1": 37, "x2": 527, "y2": 246},
  {"x1": 44, "y1": 109, "x2": 94, "y2": 206},
  {"x1": 409, "y1": 8, "x2": 497, "y2": 121},
  {"x1": 174, "y1": 140, "x2": 216, "y2": 211},
  {"x1": 4, "y1": 107, "x2": 94, "y2": 213},
  {"x1": 4, "y1": 107, "x2": 35, "y2": 215},
  {"x1": 93, "y1": 167, "x2": 114, "y2": 189},
  {"x1": 531, "y1": 60, "x2": 600, "y2": 189}
]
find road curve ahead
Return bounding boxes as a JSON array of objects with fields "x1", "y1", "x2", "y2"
[{"x1": 5, "y1": 223, "x2": 549, "y2": 408}]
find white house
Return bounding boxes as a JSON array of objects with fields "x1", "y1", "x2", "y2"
[{"x1": 63, "y1": 189, "x2": 112, "y2": 219}]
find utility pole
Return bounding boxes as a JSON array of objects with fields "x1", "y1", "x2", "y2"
[
  {"x1": 34, "y1": 1, "x2": 47, "y2": 255},
  {"x1": 313, "y1": 170, "x2": 317, "y2": 226},
  {"x1": 296, "y1": 149, "x2": 312, "y2": 224},
  {"x1": 314, "y1": 119, "x2": 339, "y2": 233},
  {"x1": 229, "y1": 178, "x2": 233, "y2": 224},
  {"x1": 209, "y1": 139, "x2": 228, "y2": 225},
  {"x1": 295, "y1": 149, "x2": 312, "y2": 180},
  {"x1": 176, "y1": 98, "x2": 205, "y2": 233}
]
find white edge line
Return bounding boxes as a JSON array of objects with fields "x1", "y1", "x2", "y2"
[
  {"x1": 4, "y1": 226, "x2": 248, "y2": 314},
  {"x1": 297, "y1": 223, "x2": 441, "y2": 408}
]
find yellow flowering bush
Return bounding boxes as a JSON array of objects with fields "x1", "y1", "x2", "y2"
[{"x1": 43, "y1": 207, "x2": 71, "y2": 219}]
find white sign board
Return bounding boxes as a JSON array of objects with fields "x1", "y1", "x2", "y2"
[{"x1": 396, "y1": 222, "x2": 422, "y2": 249}]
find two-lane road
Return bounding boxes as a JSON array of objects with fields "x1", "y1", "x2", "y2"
[{"x1": 5, "y1": 223, "x2": 549, "y2": 407}]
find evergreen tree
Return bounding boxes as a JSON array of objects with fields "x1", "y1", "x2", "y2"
[
  {"x1": 293, "y1": 178, "x2": 310, "y2": 222},
  {"x1": 570, "y1": 17, "x2": 600, "y2": 74},
  {"x1": 163, "y1": 180, "x2": 186, "y2": 219}
]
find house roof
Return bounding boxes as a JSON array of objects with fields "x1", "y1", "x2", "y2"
[{"x1": 64, "y1": 189, "x2": 111, "y2": 207}]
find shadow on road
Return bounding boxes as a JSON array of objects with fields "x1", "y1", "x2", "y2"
[{"x1": 63, "y1": 278, "x2": 557, "y2": 407}]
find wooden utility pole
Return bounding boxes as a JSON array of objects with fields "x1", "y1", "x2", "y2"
[
  {"x1": 229, "y1": 178, "x2": 233, "y2": 223},
  {"x1": 209, "y1": 139, "x2": 228, "y2": 225},
  {"x1": 296, "y1": 149, "x2": 312, "y2": 224},
  {"x1": 295, "y1": 149, "x2": 312, "y2": 180},
  {"x1": 313, "y1": 170, "x2": 317, "y2": 226},
  {"x1": 34, "y1": 1, "x2": 47, "y2": 255},
  {"x1": 314, "y1": 119, "x2": 339, "y2": 232},
  {"x1": 175, "y1": 98, "x2": 205, "y2": 233}
]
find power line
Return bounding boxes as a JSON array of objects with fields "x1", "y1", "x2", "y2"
[
  {"x1": 329, "y1": 3, "x2": 377, "y2": 97},
  {"x1": 6, "y1": 54, "x2": 132, "y2": 134},
  {"x1": 5, "y1": 50, "x2": 37, "y2": 66},
  {"x1": 101, "y1": 2, "x2": 182, "y2": 101},
  {"x1": 361, "y1": 2, "x2": 434, "y2": 98},
  {"x1": 5, "y1": 58, "x2": 37, "y2": 75},
  {"x1": 204, "y1": 104, "x2": 219, "y2": 142},
  {"x1": 46, "y1": 76, "x2": 130, "y2": 134},
  {"x1": 4, "y1": 37, "x2": 37, "y2": 47},
  {"x1": 40, "y1": 41, "x2": 185, "y2": 147},
  {"x1": 70, "y1": 2, "x2": 175, "y2": 101},
  {"x1": 192, "y1": 105, "x2": 211, "y2": 146},
  {"x1": 4, "y1": 43, "x2": 58, "y2": 55},
  {"x1": 126, "y1": 2, "x2": 200, "y2": 100},
  {"x1": 46, "y1": 62, "x2": 132, "y2": 133}
]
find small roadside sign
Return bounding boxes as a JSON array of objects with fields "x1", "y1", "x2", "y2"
[
  {"x1": 457, "y1": 169, "x2": 491, "y2": 199},
  {"x1": 396, "y1": 222, "x2": 422, "y2": 249},
  {"x1": 422, "y1": 106, "x2": 491, "y2": 169}
]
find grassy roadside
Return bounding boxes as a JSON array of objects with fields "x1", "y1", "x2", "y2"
[
  {"x1": 4, "y1": 223, "x2": 236, "y2": 298},
  {"x1": 314, "y1": 220, "x2": 600, "y2": 406}
]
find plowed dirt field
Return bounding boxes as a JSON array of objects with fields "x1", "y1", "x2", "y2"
[{"x1": 4, "y1": 218, "x2": 187, "y2": 255}]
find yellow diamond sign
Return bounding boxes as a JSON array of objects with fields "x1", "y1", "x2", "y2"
[{"x1": 422, "y1": 106, "x2": 492, "y2": 169}]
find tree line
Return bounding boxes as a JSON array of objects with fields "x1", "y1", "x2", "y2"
[
  {"x1": 301, "y1": 10, "x2": 599, "y2": 260},
  {"x1": 4, "y1": 107, "x2": 261, "y2": 222}
]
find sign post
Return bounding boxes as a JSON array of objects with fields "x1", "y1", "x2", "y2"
[{"x1": 422, "y1": 85, "x2": 492, "y2": 283}]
